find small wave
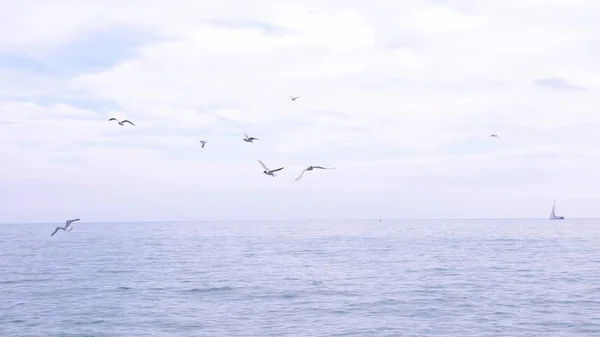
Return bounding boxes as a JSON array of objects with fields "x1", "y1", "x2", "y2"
[
  {"x1": 248, "y1": 291, "x2": 303, "y2": 300},
  {"x1": 280, "y1": 291, "x2": 300, "y2": 299},
  {"x1": 187, "y1": 286, "x2": 233, "y2": 293},
  {"x1": 0, "y1": 280, "x2": 17, "y2": 284},
  {"x1": 331, "y1": 310, "x2": 349, "y2": 314},
  {"x1": 313, "y1": 289, "x2": 361, "y2": 297},
  {"x1": 98, "y1": 270, "x2": 131, "y2": 274},
  {"x1": 149, "y1": 287, "x2": 167, "y2": 291},
  {"x1": 1, "y1": 279, "x2": 52, "y2": 284},
  {"x1": 75, "y1": 319, "x2": 106, "y2": 325}
]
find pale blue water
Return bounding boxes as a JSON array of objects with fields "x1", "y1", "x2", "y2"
[{"x1": 1, "y1": 219, "x2": 599, "y2": 336}]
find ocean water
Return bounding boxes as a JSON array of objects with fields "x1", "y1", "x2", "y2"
[{"x1": 1, "y1": 219, "x2": 600, "y2": 337}]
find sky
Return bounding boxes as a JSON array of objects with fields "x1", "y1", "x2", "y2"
[{"x1": 2, "y1": 0, "x2": 600, "y2": 222}]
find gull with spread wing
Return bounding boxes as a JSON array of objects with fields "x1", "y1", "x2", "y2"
[
  {"x1": 295, "y1": 165, "x2": 336, "y2": 181},
  {"x1": 51, "y1": 218, "x2": 81, "y2": 236},
  {"x1": 108, "y1": 118, "x2": 135, "y2": 126},
  {"x1": 259, "y1": 160, "x2": 284, "y2": 177},
  {"x1": 244, "y1": 133, "x2": 258, "y2": 143}
]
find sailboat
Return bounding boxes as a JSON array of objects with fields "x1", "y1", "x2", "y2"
[{"x1": 549, "y1": 200, "x2": 564, "y2": 220}]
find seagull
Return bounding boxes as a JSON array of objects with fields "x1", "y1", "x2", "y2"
[
  {"x1": 51, "y1": 218, "x2": 81, "y2": 237},
  {"x1": 244, "y1": 133, "x2": 259, "y2": 143},
  {"x1": 199, "y1": 140, "x2": 207, "y2": 148},
  {"x1": 289, "y1": 95, "x2": 300, "y2": 101},
  {"x1": 108, "y1": 118, "x2": 135, "y2": 126},
  {"x1": 490, "y1": 134, "x2": 499, "y2": 138},
  {"x1": 259, "y1": 160, "x2": 284, "y2": 177},
  {"x1": 295, "y1": 165, "x2": 336, "y2": 181}
]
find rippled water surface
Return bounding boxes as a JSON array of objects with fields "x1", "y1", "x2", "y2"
[{"x1": 1, "y1": 219, "x2": 600, "y2": 336}]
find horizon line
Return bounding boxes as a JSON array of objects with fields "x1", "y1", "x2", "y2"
[{"x1": 0, "y1": 217, "x2": 594, "y2": 225}]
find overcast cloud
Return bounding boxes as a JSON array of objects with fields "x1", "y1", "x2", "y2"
[{"x1": 2, "y1": 0, "x2": 600, "y2": 222}]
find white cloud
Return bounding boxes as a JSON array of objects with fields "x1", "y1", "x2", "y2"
[{"x1": 2, "y1": 0, "x2": 600, "y2": 221}]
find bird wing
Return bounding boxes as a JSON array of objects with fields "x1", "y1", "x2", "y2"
[
  {"x1": 108, "y1": 118, "x2": 118, "y2": 122},
  {"x1": 244, "y1": 133, "x2": 250, "y2": 139},
  {"x1": 271, "y1": 167, "x2": 284, "y2": 172},
  {"x1": 313, "y1": 166, "x2": 336, "y2": 170},
  {"x1": 295, "y1": 168, "x2": 308, "y2": 181},
  {"x1": 65, "y1": 218, "x2": 80, "y2": 227},
  {"x1": 259, "y1": 160, "x2": 269, "y2": 171},
  {"x1": 51, "y1": 227, "x2": 59, "y2": 236},
  {"x1": 122, "y1": 120, "x2": 135, "y2": 126}
]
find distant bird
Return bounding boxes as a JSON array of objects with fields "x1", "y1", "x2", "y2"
[
  {"x1": 199, "y1": 140, "x2": 207, "y2": 148},
  {"x1": 244, "y1": 133, "x2": 259, "y2": 143},
  {"x1": 108, "y1": 118, "x2": 135, "y2": 126},
  {"x1": 51, "y1": 218, "x2": 80, "y2": 237},
  {"x1": 259, "y1": 160, "x2": 284, "y2": 177},
  {"x1": 289, "y1": 95, "x2": 300, "y2": 101},
  {"x1": 295, "y1": 165, "x2": 336, "y2": 181},
  {"x1": 490, "y1": 134, "x2": 499, "y2": 138}
]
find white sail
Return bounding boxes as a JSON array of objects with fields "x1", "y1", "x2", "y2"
[{"x1": 549, "y1": 200, "x2": 564, "y2": 220}]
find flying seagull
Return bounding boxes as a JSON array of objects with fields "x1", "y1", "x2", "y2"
[
  {"x1": 244, "y1": 133, "x2": 259, "y2": 143},
  {"x1": 51, "y1": 218, "x2": 80, "y2": 237},
  {"x1": 259, "y1": 160, "x2": 284, "y2": 177},
  {"x1": 108, "y1": 118, "x2": 135, "y2": 126},
  {"x1": 490, "y1": 134, "x2": 499, "y2": 138},
  {"x1": 199, "y1": 140, "x2": 207, "y2": 148},
  {"x1": 289, "y1": 95, "x2": 300, "y2": 101},
  {"x1": 295, "y1": 165, "x2": 336, "y2": 181}
]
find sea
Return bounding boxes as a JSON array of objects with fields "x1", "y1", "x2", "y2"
[{"x1": 1, "y1": 219, "x2": 599, "y2": 336}]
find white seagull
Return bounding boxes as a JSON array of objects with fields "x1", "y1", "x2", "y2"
[
  {"x1": 259, "y1": 160, "x2": 284, "y2": 177},
  {"x1": 108, "y1": 118, "x2": 135, "y2": 126},
  {"x1": 490, "y1": 134, "x2": 499, "y2": 138},
  {"x1": 51, "y1": 218, "x2": 81, "y2": 237},
  {"x1": 289, "y1": 95, "x2": 300, "y2": 101},
  {"x1": 244, "y1": 133, "x2": 259, "y2": 143},
  {"x1": 295, "y1": 165, "x2": 336, "y2": 181},
  {"x1": 199, "y1": 140, "x2": 207, "y2": 148}
]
